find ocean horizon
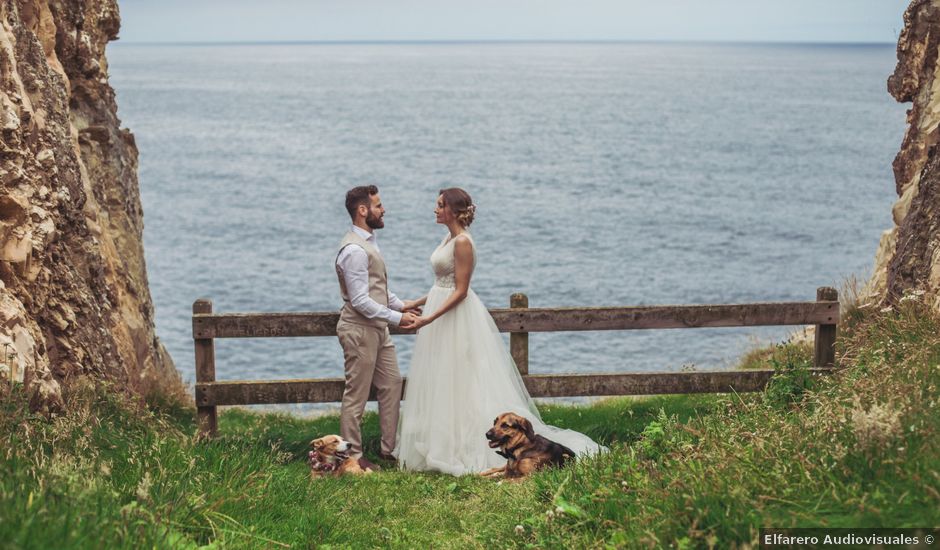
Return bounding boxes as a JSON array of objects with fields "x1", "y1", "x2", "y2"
[{"x1": 113, "y1": 39, "x2": 897, "y2": 47}]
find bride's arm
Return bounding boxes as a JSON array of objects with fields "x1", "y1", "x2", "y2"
[
  {"x1": 412, "y1": 296, "x2": 429, "y2": 307},
  {"x1": 402, "y1": 296, "x2": 427, "y2": 312},
  {"x1": 414, "y1": 236, "x2": 473, "y2": 328}
]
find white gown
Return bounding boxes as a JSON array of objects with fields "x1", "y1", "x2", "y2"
[{"x1": 394, "y1": 232, "x2": 606, "y2": 475}]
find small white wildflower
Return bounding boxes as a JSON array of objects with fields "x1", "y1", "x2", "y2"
[
  {"x1": 514, "y1": 525, "x2": 525, "y2": 535},
  {"x1": 555, "y1": 506, "x2": 565, "y2": 515},
  {"x1": 621, "y1": 480, "x2": 628, "y2": 488},
  {"x1": 897, "y1": 447, "x2": 905, "y2": 452},
  {"x1": 850, "y1": 399, "x2": 902, "y2": 449},
  {"x1": 545, "y1": 510, "x2": 555, "y2": 520}
]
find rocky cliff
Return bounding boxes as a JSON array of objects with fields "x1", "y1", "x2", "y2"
[
  {"x1": 0, "y1": 0, "x2": 181, "y2": 412},
  {"x1": 868, "y1": 0, "x2": 940, "y2": 308}
]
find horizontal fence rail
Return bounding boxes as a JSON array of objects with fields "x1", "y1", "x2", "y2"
[
  {"x1": 195, "y1": 370, "x2": 835, "y2": 407},
  {"x1": 192, "y1": 287, "x2": 840, "y2": 438},
  {"x1": 192, "y1": 301, "x2": 839, "y2": 339}
]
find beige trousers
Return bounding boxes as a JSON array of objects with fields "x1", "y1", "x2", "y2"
[{"x1": 337, "y1": 321, "x2": 402, "y2": 456}]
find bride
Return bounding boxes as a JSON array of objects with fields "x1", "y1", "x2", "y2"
[{"x1": 394, "y1": 188, "x2": 606, "y2": 475}]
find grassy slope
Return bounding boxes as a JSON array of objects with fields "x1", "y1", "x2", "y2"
[{"x1": 1, "y1": 300, "x2": 938, "y2": 548}]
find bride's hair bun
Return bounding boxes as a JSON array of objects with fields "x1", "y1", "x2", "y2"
[{"x1": 439, "y1": 187, "x2": 476, "y2": 227}]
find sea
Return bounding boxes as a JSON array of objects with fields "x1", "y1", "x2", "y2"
[{"x1": 106, "y1": 42, "x2": 906, "y2": 409}]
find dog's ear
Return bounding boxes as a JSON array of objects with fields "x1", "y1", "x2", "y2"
[
  {"x1": 310, "y1": 437, "x2": 324, "y2": 450},
  {"x1": 516, "y1": 417, "x2": 535, "y2": 441}
]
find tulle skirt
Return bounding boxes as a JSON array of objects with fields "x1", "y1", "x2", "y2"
[{"x1": 394, "y1": 285, "x2": 606, "y2": 475}]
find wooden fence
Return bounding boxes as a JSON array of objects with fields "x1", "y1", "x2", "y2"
[{"x1": 192, "y1": 287, "x2": 839, "y2": 437}]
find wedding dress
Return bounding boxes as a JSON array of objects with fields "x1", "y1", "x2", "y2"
[{"x1": 394, "y1": 232, "x2": 606, "y2": 475}]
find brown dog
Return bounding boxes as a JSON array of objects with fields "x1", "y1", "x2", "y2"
[
  {"x1": 480, "y1": 412, "x2": 576, "y2": 480},
  {"x1": 308, "y1": 435, "x2": 373, "y2": 478}
]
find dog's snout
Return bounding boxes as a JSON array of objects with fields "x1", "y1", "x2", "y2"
[{"x1": 485, "y1": 429, "x2": 494, "y2": 439}]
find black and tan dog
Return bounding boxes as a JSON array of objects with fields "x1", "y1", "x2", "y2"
[
  {"x1": 308, "y1": 435, "x2": 374, "y2": 479},
  {"x1": 481, "y1": 412, "x2": 576, "y2": 480}
]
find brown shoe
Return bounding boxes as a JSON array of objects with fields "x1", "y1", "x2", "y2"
[
  {"x1": 358, "y1": 457, "x2": 381, "y2": 471},
  {"x1": 378, "y1": 452, "x2": 397, "y2": 462}
]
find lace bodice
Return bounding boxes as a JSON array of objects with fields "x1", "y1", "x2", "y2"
[{"x1": 430, "y1": 232, "x2": 475, "y2": 288}]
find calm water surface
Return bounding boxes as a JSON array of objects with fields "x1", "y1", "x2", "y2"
[{"x1": 107, "y1": 42, "x2": 904, "y2": 408}]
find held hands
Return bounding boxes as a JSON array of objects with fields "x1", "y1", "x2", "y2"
[
  {"x1": 410, "y1": 316, "x2": 431, "y2": 331},
  {"x1": 399, "y1": 297, "x2": 428, "y2": 330},
  {"x1": 400, "y1": 312, "x2": 431, "y2": 331},
  {"x1": 400, "y1": 311, "x2": 418, "y2": 330},
  {"x1": 402, "y1": 300, "x2": 423, "y2": 315}
]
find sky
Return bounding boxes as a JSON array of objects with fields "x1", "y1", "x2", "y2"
[{"x1": 118, "y1": 0, "x2": 907, "y2": 44}]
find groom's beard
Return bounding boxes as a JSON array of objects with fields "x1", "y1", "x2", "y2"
[{"x1": 366, "y1": 212, "x2": 384, "y2": 229}]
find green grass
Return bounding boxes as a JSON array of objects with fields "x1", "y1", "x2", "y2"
[
  {"x1": 2, "y1": 298, "x2": 939, "y2": 548},
  {"x1": 736, "y1": 337, "x2": 813, "y2": 372}
]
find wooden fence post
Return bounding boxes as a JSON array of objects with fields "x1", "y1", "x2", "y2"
[
  {"x1": 814, "y1": 287, "x2": 838, "y2": 368},
  {"x1": 194, "y1": 299, "x2": 218, "y2": 438},
  {"x1": 510, "y1": 293, "x2": 529, "y2": 375}
]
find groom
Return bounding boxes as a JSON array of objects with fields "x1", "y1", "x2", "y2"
[{"x1": 335, "y1": 185, "x2": 419, "y2": 466}]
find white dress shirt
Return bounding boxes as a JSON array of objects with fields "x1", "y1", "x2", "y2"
[{"x1": 336, "y1": 225, "x2": 404, "y2": 326}]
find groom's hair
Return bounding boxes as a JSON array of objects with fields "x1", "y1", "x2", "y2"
[{"x1": 345, "y1": 185, "x2": 379, "y2": 219}]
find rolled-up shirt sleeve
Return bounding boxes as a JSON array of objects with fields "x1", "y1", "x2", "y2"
[
  {"x1": 336, "y1": 245, "x2": 403, "y2": 326},
  {"x1": 387, "y1": 292, "x2": 405, "y2": 312}
]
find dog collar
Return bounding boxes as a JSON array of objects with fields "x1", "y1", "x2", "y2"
[{"x1": 309, "y1": 450, "x2": 337, "y2": 473}]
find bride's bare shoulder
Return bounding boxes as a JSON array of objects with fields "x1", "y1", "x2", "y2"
[
  {"x1": 455, "y1": 233, "x2": 476, "y2": 249},
  {"x1": 453, "y1": 234, "x2": 474, "y2": 257}
]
